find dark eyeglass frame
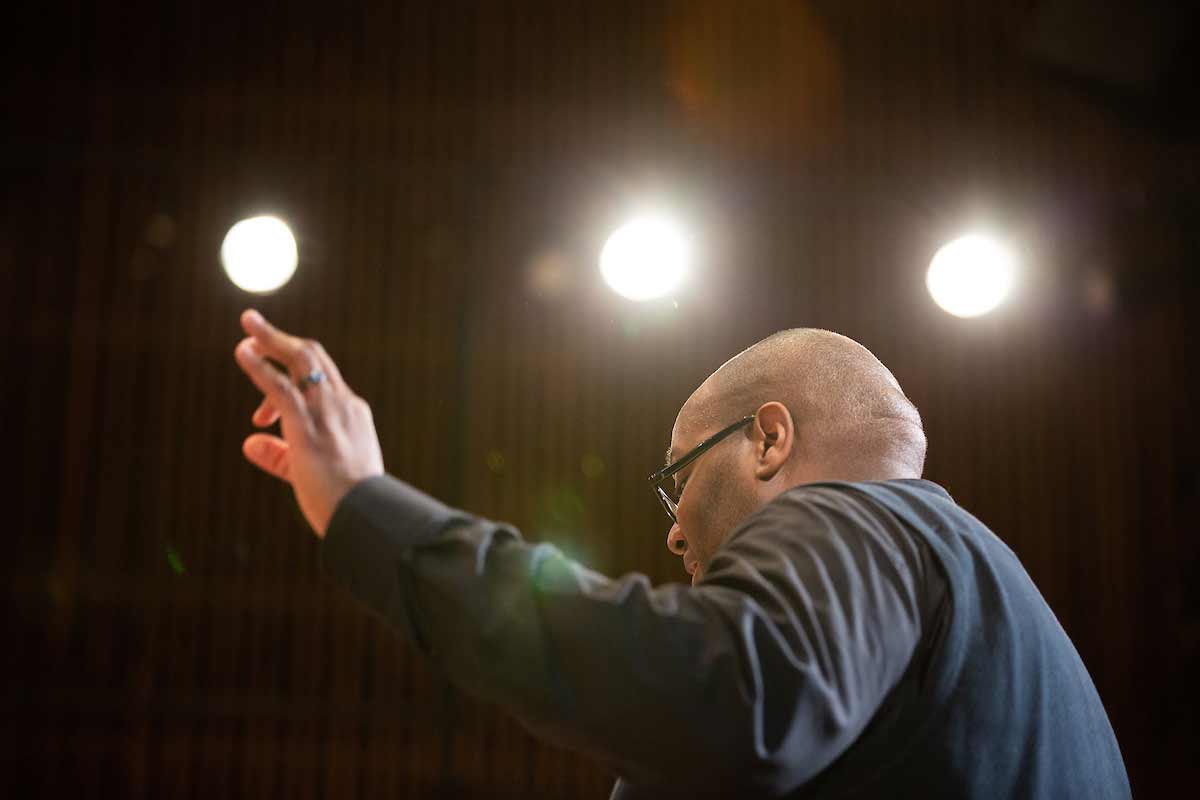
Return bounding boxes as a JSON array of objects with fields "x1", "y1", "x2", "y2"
[{"x1": 647, "y1": 414, "x2": 755, "y2": 523}]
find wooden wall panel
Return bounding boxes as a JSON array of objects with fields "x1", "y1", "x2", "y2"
[{"x1": 4, "y1": 0, "x2": 1196, "y2": 796}]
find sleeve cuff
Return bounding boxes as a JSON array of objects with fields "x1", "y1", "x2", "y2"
[{"x1": 321, "y1": 474, "x2": 463, "y2": 624}]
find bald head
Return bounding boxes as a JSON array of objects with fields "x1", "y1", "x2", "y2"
[{"x1": 677, "y1": 329, "x2": 926, "y2": 482}]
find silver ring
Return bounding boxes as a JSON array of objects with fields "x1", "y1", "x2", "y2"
[{"x1": 297, "y1": 369, "x2": 326, "y2": 391}]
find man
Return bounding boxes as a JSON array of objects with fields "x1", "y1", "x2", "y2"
[{"x1": 234, "y1": 309, "x2": 1130, "y2": 798}]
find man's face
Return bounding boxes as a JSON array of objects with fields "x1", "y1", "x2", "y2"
[{"x1": 666, "y1": 412, "x2": 760, "y2": 586}]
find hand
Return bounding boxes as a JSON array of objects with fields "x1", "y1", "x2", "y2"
[{"x1": 233, "y1": 309, "x2": 384, "y2": 538}]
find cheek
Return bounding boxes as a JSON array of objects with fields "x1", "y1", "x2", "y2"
[
  {"x1": 678, "y1": 476, "x2": 725, "y2": 560},
  {"x1": 680, "y1": 458, "x2": 754, "y2": 563},
  {"x1": 675, "y1": 496, "x2": 703, "y2": 550}
]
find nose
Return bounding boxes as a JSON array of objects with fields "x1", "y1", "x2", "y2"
[{"x1": 666, "y1": 523, "x2": 687, "y2": 556}]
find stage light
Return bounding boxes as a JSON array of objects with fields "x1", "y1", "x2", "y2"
[
  {"x1": 926, "y1": 234, "x2": 1015, "y2": 318},
  {"x1": 599, "y1": 216, "x2": 689, "y2": 301},
  {"x1": 221, "y1": 216, "x2": 298, "y2": 294}
]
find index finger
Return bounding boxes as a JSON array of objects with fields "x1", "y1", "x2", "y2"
[
  {"x1": 241, "y1": 309, "x2": 305, "y2": 362},
  {"x1": 240, "y1": 309, "x2": 345, "y2": 387}
]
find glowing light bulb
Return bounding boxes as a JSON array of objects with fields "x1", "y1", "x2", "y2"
[
  {"x1": 221, "y1": 216, "x2": 298, "y2": 294},
  {"x1": 926, "y1": 234, "x2": 1015, "y2": 318},
  {"x1": 599, "y1": 216, "x2": 689, "y2": 301}
]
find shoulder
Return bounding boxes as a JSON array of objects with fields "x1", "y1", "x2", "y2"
[
  {"x1": 776, "y1": 479, "x2": 953, "y2": 514},
  {"x1": 711, "y1": 480, "x2": 951, "y2": 592},
  {"x1": 732, "y1": 479, "x2": 949, "y2": 544}
]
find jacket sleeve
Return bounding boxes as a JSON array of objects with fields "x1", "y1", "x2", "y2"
[{"x1": 321, "y1": 475, "x2": 926, "y2": 795}]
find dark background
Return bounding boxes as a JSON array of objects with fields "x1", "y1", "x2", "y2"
[{"x1": 3, "y1": 0, "x2": 1197, "y2": 796}]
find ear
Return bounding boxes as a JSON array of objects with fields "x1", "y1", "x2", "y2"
[{"x1": 751, "y1": 401, "x2": 795, "y2": 481}]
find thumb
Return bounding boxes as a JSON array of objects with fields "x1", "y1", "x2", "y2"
[{"x1": 242, "y1": 433, "x2": 292, "y2": 482}]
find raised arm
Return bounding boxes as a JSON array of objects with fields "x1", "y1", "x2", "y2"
[{"x1": 323, "y1": 475, "x2": 925, "y2": 794}]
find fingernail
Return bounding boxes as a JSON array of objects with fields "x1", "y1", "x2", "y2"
[{"x1": 244, "y1": 309, "x2": 263, "y2": 326}]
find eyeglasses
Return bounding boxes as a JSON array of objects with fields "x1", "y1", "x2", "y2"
[{"x1": 648, "y1": 415, "x2": 755, "y2": 523}]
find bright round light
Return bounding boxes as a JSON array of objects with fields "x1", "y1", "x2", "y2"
[
  {"x1": 599, "y1": 217, "x2": 689, "y2": 301},
  {"x1": 221, "y1": 216, "x2": 298, "y2": 294},
  {"x1": 926, "y1": 234, "x2": 1016, "y2": 318}
]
